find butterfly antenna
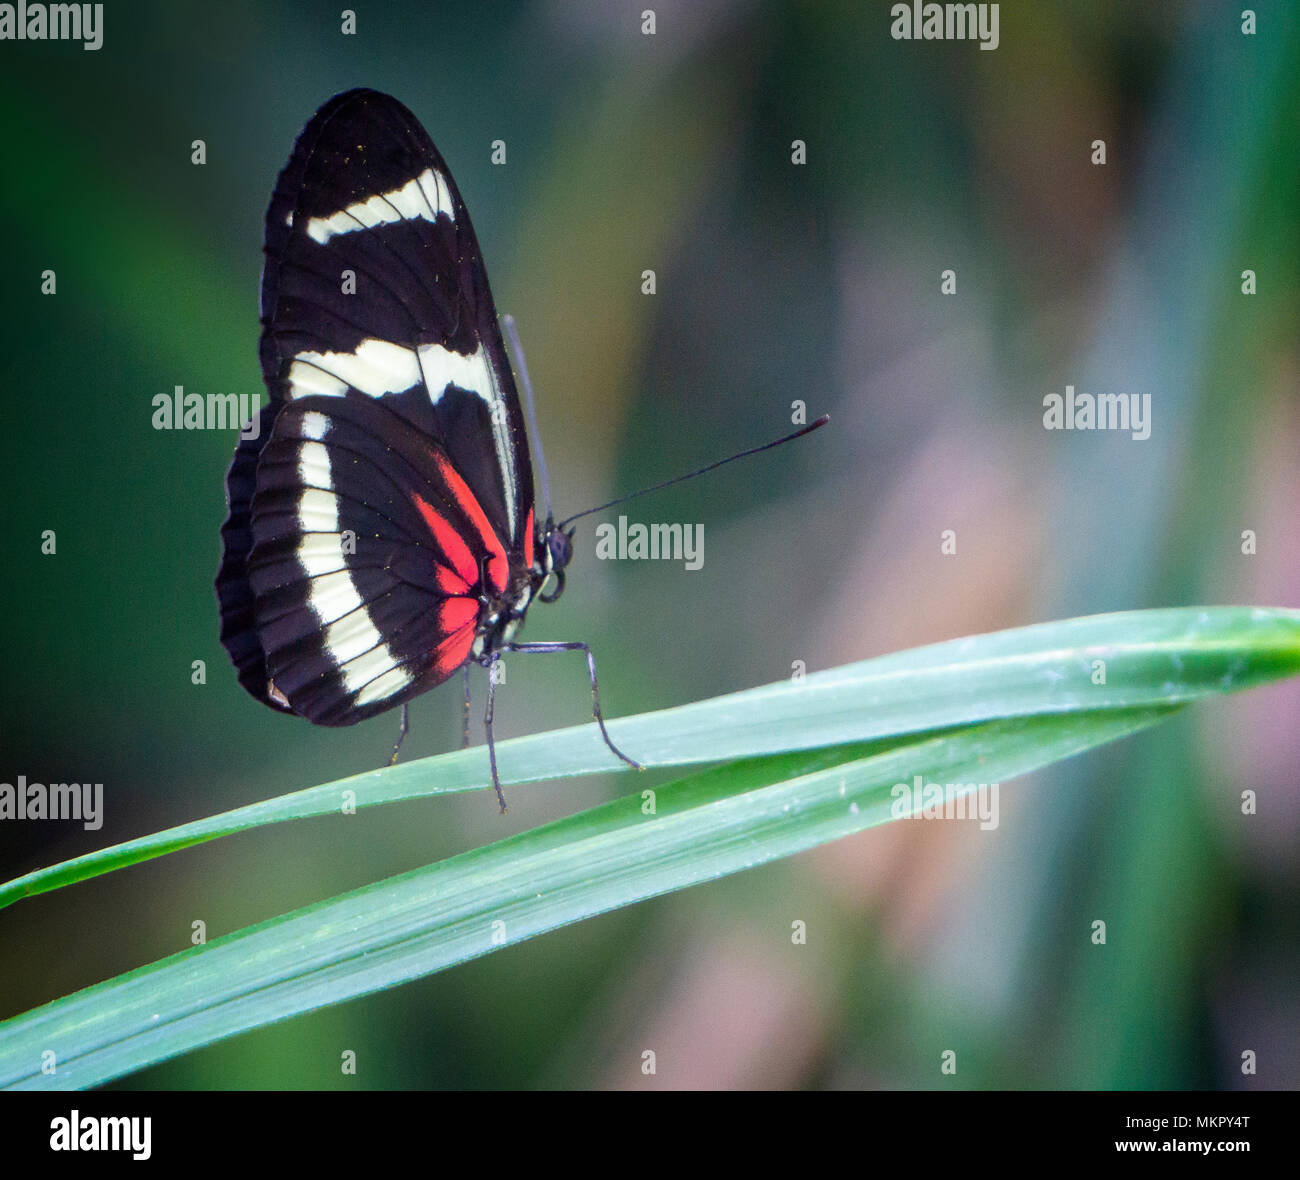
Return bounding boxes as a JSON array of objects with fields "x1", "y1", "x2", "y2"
[
  {"x1": 502, "y1": 315, "x2": 553, "y2": 523},
  {"x1": 557, "y1": 414, "x2": 830, "y2": 530}
]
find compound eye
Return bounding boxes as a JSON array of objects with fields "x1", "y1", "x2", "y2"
[{"x1": 548, "y1": 528, "x2": 573, "y2": 570}]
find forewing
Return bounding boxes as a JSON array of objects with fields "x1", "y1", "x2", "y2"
[{"x1": 260, "y1": 88, "x2": 532, "y2": 547}]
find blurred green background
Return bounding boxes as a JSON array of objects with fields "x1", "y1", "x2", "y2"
[{"x1": 2, "y1": 0, "x2": 1298, "y2": 1089}]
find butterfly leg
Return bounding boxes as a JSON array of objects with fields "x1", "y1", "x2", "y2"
[
  {"x1": 504, "y1": 641, "x2": 642, "y2": 771},
  {"x1": 482, "y1": 653, "x2": 509, "y2": 813},
  {"x1": 461, "y1": 664, "x2": 472, "y2": 749},
  {"x1": 387, "y1": 702, "x2": 410, "y2": 766}
]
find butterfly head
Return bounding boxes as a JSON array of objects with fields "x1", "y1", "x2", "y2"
[{"x1": 536, "y1": 514, "x2": 574, "y2": 604}]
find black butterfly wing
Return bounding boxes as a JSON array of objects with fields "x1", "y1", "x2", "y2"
[
  {"x1": 216, "y1": 402, "x2": 288, "y2": 708},
  {"x1": 218, "y1": 89, "x2": 534, "y2": 723},
  {"x1": 241, "y1": 396, "x2": 513, "y2": 724}
]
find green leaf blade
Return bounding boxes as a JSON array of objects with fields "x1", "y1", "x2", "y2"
[
  {"x1": 3, "y1": 604, "x2": 1298, "y2": 1089},
  {"x1": 2, "y1": 606, "x2": 1295, "y2": 911},
  {"x1": 0, "y1": 707, "x2": 1175, "y2": 1090}
]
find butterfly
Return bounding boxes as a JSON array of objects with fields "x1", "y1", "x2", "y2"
[{"x1": 217, "y1": 88, "x2": 826, "y2": 811}]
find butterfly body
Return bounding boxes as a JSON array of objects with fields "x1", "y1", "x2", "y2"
[{"x1": 217, "y1": 89, "x2": 575, "y2": 740}]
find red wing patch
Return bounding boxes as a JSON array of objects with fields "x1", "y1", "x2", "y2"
[
  {"x1": 431, "y1": 452, "x2": 508, "y2": 593},
  {"x1": 412, "y1": 494, "x2": 477, "y2": 592},
  {"x1": 432, "y1": 613, "x2": 476, "y2": 677},
  {"x1": 439, "y1": 596, "x2": 478, "y2": 634},
  {"x1": 524, "y1": 506, "x2": 535, "y2": 569}
]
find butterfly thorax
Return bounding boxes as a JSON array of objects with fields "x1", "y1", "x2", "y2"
[
  {"x1": 470, "y1": 518, "x2": 571, "y2": 662},
  {"x1": 471, "y1": 563, "x2": 535, "y2": 661}
]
